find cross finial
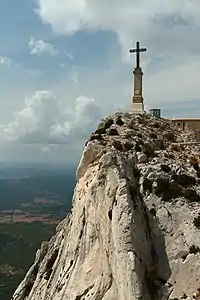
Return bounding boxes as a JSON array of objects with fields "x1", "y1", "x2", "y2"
[{"x1": 129, "y1": 41, "x2": 147, "y2": 68}]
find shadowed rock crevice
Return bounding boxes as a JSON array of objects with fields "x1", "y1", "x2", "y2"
[
  {"x1": 44, "y1": 249, "x2": 59, "y2": 280},
  {"x1": 135, "y1": 188, "x2": 171, "y2": 299},
  {"x1": 17, "y1": 265, "x2": 39, "y2": 300}
]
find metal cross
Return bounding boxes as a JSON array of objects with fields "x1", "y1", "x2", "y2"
[{"x1": 129, "y1": 41, "x2": 147, "y2": 68}]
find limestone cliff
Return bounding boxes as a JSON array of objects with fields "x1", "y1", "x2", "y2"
[{"x1": 12, "y1": 113, "x2": 200, "y2": 300}]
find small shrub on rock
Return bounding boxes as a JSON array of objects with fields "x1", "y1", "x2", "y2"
[
  {"x1": 142, "y1": 143, "x2": 155, "y2": 157},
  {"x1": 162, "y1": 182, "x2": 183, "y2": 201},
  {"x1": 189, "y1": 245, "x2": 200, "y2": 254},
  {"x1": 190, "y1": 156, "x2": 200, "y2": 172},
  {"x1": 157, "y1": 139, "x2": 166, "y2": 150},
  {"x1": 123, "y1": 141, "x2": 133, "y2": 151},
  {"x1": 115, "y1": 117, "x2": 124, "y2": 126},
  {"x1": 95, "y1": 118, "x2": 114, "y2": 134},
  {"x1": 143, "y1": 178, "x2": 153, "y2": 192},
  {"x1": 193, "y1": 215, "x2": 200, "y2": 229},
  {"x1": 177, "y1": 174, "x2": 196, "y2": 186},
  {"x1": 112, "y1": 140, "x2": 123, "y2": 151},
  {"x1": 150, "y1": 132, "x2": 157, "y2": 139},
  {"x1": 163, "y1": 132, "x2": 176, "y2": 142},
  {"x1": 153, "y1": 122, "x2": 161, "y2": 129},
  {"x1": 184, "y1": 189, "x2": 196, "y2": 199},
  {"x1": 154, "y1": 178, "x2": 170, "y2": 195},
  {"x1": 161, "y1": 164, "x2": 171, "y2": 173},
  {"x1": 185, "y1": 190, "x2": 200, "y2": 202},
  {"x1": 108, "y1": 128, "x2": 119, "y2": 136},
  {"x1": 135, "y1": 142, "x2": 141, "y2": 152},
  {"x1": 193, "y1": 194, "x2": 200, "y2": 203},
  {"x1": 90, "y1": 134, "x2": 103, "y2": 141},
  {"x1": 95, "y1": 127, "x2": 105, "y2": 135}
]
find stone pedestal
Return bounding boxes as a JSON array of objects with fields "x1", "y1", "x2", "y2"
[{"x1": 132, "y1": 67, "x2": 144, "y2": 114}]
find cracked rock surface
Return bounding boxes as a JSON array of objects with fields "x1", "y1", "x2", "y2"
[{"x1": 12, "y1": 113, "x2": 200, "y2": 300}]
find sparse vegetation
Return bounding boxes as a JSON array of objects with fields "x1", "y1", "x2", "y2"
[
  {"x1": 163, "y1": 132, "x2": 176, "y2": 142},
  {"x1": 90, "y1": 133, "x2": 103, "y2": 141},
  {"x1": 189, "y1": 156, "x2": 200, "y2": 172},
  {"x1": 143, "y1": 178, "x2": 152, "y2": 193},
  {"x1": 150, "y1": 132, "x2": 157, "y2": 139},
  {"x1": 95, "y1": 118, "x2": 114, "y2": 134},
  {"x1": 193, "y1": 215, "x2": 200, "y2": 229},
  {"x1": 177, "y1": 174, "x2": 196, "y2": 186},
  {"x1": 123, "y1": 141, "x2": 133, "y2": 151},
  {"x1": 157, "y1": 139, "x2": 166, "y2": 150},
  {"x1": 155, "y1": 178, "x2": 170, "y2": 195},
  {"x1": 161, "y1": 164, "x2": 171, "y2": 173},
  {"x1": 135, "y1": 142, "x2": 141, "y2": 152},
  {"x1": 142, "y1": 143, "x2": 155, "y2": 157},
  {"x1": 184, "y1": 189, "x2": 197, "y2": 199},
  {"x1": 112, "y1": 140, "x2": 123, "y2": 151},
  {"x1": 189, "y1": 245, "x2": 200, "y2": 254},
  {"x1": 162, "y1": 182, "x2": 183, "y2": 201},
  {"x1": 115, "y1": 117, "x2": 124, "y2": 126},
  {"x1": 108, "y1": 128, "x2": 119, "y2": 136}
]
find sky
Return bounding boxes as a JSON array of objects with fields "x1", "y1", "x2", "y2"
[{"x1": 0, "y1": 0, "x2": 200, "y2": 165}]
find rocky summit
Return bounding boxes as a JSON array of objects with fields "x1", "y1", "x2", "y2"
[{"x1": 12, "y1": 112, "x2": 200, "y2": 300}]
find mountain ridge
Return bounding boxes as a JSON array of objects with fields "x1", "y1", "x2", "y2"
[{"x1": 12, "y1": 112, "x2": 200, "y2": 300}]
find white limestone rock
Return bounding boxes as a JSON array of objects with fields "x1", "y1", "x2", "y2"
[{"x1": 12, "y1": 113, "x2": 200, "y2": 300}]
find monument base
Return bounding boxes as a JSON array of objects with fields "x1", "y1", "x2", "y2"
[{"x1": 132, "y1": 102, "x2": 144, "y2": 114}]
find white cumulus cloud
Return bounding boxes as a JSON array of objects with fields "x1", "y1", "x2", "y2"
[
  {"x1": 36, "y1": 0, "x2": 200, "y2": 61},
  {"x1": 2, "y1": 91, "x2": 102, "y2": 146},
  {"x1": 29, "y1": 37, "x2": 59, "y2": 56},
  {"x1": 0, "y1": 56, "x2": 12, "y2": 68},
  {"x1": 34, "y1": 0, "x2": 200, "y2": 109}
]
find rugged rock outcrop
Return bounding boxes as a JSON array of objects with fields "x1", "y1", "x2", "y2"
[{"x1": 12, "y1": 113, "x2": 200, "y2": 300}]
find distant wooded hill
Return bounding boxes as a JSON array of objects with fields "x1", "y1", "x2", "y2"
[
  {"x1": 0, "y1": 165, "x2": 76, "y2": 300},
  {"x1": 0, "y1": 168, "x2": 76, "y2": 210}
]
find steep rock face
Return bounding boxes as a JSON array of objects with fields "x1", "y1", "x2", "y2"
[{"x1": 12, "y1": 113, "x2": 200, "y2": 300}]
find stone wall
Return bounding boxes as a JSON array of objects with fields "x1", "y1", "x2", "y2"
[{"x1": 172, "y1": 119, "x2": 200, "y2": 131}]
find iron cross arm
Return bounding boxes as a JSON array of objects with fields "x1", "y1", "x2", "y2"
[
  {"x1": 129, "y1": 48, "x2": 147, "y2": 53},
  {"x1": 129, "y1": 42, "x2": 147, "y2": 68}
]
